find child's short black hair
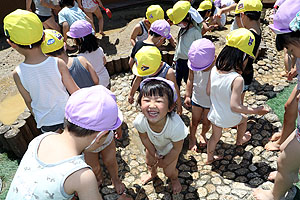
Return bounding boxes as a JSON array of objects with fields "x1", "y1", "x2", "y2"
[
  {"x1": 76, "y1": 33, "x2": 99, "y2": 53},
  {"x1": 244, "y1": 11, "x2": 261, "y2": 21},
  {"x1": 216, "y1": 46, "x2": 248, "y2": 72},
  {"x1": 64, "y1": 118, "x2": 97, "y2": 137},
  {"x1": 275, "y1": 31, "x2": 300, "y2": 51},
  {"x1": 198, "y1": 10, "x2": 209, "y2": 19},
  {"x1": 46, "y1": 46, "x2": 65, "y2": 57},
  {"x1": 149, "y1": 30, "x2": 161, "y2": 38},
  {"x1": 9, "y1": 37, "x2": 44, "y2": 49},
  {"x1": 137, "y1": 79, "x2": 175, "y2": 115},
  {"x1": 60, "y1": 0, "x2": 74, "y2": 7}
]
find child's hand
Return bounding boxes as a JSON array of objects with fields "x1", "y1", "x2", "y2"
[
  {"x1": 176, "y1": 104, "x2": 182, "y2": 115},
  {"x1": 184, "y1": 96, "x2": 192, "y2": 107},
  {"x1": 255, "y1": 106, "x2": 269, "y2": 115},
  {"x1": 114, "y1": 127, "x2": 122, "y2": 139},
  {"x1": 128, "y1": 95, "x2": 134, "y2": 104},
  {"x1": 287, "y1": 67, "x2": 297, "y2": 81},
  {"x1": 155, "y1": 152, "x2": 164, "y2": 160}
]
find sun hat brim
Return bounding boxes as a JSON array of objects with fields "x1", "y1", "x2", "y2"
[
  {"x1": 268, "y1": 24, "x2": 292, "y2": 34},
  {"x1": 187, "y1": 59, "x2": 213, "y2": 71}
]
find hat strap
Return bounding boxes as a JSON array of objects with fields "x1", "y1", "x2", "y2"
[{"x1": 289, "y1": 11, "x2": 300, "y2": 32}]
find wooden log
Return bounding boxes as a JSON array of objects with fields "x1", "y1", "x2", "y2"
[
  {"x1": 0, "y1": 125, "x2": 11, "y2": 151},
  {"x1": 113, "y1": 56, "x2": 122, "y2": 73},
  {"x1": 12, "y1": 119, "x2": 34, "y2": 144},
  {"x1": 120, "y1": 55, "x2": 130, "y2": 72},
  {"x1": 4, "y1": 128, "x2": 27, "y2": 158},
  {"x1": 162, "y1": 51, "x2": 168, "y2": 64},
  {"x1": 18, "y1": 111, "x2": 41, "y2": 137},
  {"x1": 168, "y1": 51, "x2": 175, "y2": 67},
  {"x1": 106, "y1": 58, "x2": 115, "y2": 76}
]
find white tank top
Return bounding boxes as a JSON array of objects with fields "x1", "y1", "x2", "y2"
[
  {"x1": 208, "y1": 66, "x2": 243, "y2": 128},
  {"x1": 78, "y1": 47, "x2": 110, "y2": 87},
  {"x1": 16, "y1": 57, "x2": 69, "y2": 128},
  {"x1": 6, "y1": 132, "x2": 90, "y2": 200},
  {"x1": 136, "y1": 21, "x2": 148, "y2": 42},
  {"x1": 192, "y1": 69, "x2": 211, "y2": 108}
]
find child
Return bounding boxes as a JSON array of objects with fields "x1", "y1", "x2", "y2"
[
  {"x1": 129, "y1": 46, "x2": 183, "y2": 115},
  {"x1": 133, "y1": 77, "x2": 188, "y2": 194},
  {"x1": 26, "y1": 0, "x2": 61, "y2": 32},
  {"x1": 184, "y1": 38, "x2": 215, "y2": 151},
  {"x1": 234, "y1": 0, "x2": 263, "y2": 103},
  {"x1": 58, "y1": 0, "x2": 94, "y2": 49},
  {"x1": 4, "y1": 9, "x2": 79, "y2": 133},
  {"x1": 68, "y1": 20, "x2": 110, "y2": 88},
  {"x1": 206, "y1": 28, "x2": 269, "y2": 164},
  {"x1": 130, "y1": 5, "x2": 164, "y2": 46},
  {"x1": 5, "y1": 85, "x2": 130, "y2": 200},
  {"x1": 167, "y1": 1, "x2": 203, "y2": 89},
  {"x1": 41, "y1": 29, "x2": 99, "y2": 88},
  {"x1": 253, "y1": 1, "x2": 300, "y2": 199},
  {"x1": 78, "y1": 0, "x2": 105, "y2": 35}
]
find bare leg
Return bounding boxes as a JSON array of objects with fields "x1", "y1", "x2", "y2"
[
  {"x1": 86, "y1": 12, "x2": 95, "y2": 30},
  {"x1": 141, "y1": 149, "x2": 157, "y2": 185},
  {"x1": 43, "y1": 15, "x2": 60, "y2": 32},
  {"x1": 189, "y1": 105, "x2": 202, "y2": 151},
  {"x1": 101, "y1": 140, "x2": 125, "y2": 194},
  {"x1": 163, "y1": 158, "x2": 181, "y2": 194},
  {"x1": 236, "y1": 115, "x2": 251, "y2": 145},
  {"x1": 200, "y1": 108, "x2": 211, "y2": 147},
  {"x1": 206, "y1": 124, "x2": 223, "y2": 164},
  {"x1": 84, "y1": 152, "x2": 103, "y2": 186},
  {"x1": 265, "y1": 86, "x2": 298, "y2": 151},
  {"x1": 94, "y1": 7, "x2": 104, "y2": 34}
]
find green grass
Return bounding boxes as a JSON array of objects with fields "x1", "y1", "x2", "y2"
[
  {"x1": 0, "y1": 152, "x2": 19, "y2": 199},
  {"x1": 266, "y1": 83, "x2": 297, "y2": 123}
]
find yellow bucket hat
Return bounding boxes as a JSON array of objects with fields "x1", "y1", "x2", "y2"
[
  {"x1": 146, "y1": 5, "x2": 164, "y2": 24},
  {"x1": 226, "y1": 28, "x2": 255, "y2": 58},
  {"x1": 132, "y1": 46, "x2": 162, "y2": 77},
  {"x1": 197, "y1": 0, "x2": 213, "y2": 11},
  {"x1": 235, "y1": 0, "x2": 263, "y2": 14},
  {"x1": 41, "y1": 29, "x2": 64, "y2": 54},
  {"x1": 167, "y1": 1, "x2": 191, "y2": 24},
  {"x1": 3, "y1": 9, "x2": 43, "y2": 46}
]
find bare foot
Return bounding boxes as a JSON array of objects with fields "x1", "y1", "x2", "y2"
[
  {"x1": 264, "y1": 141, "x2": 280, "y2": 151},
  {"x1": 253, "y1": 188, "x2": 274, "y2": 200},
  {"x1": 189, "y1": 137, "x2": 198, "y2": 151},
  {"x1": 236, "y1": 131, "x2": 251, "y2": 146},
  {"x1": 118, "y1": 193, "x2": 133, "y2": 200},
  {"x1": 199, "y1": 134, "x2": 207, "y2": 147},
  {"x1": 112, "y1": 178, "x2": 125, "y2": 195},
  {"x1": 170, "y1": 178, "x2": 182, "y2": 194},
  {"x1": 141, "y1": 173, "x2": 157, "y2": 185},
  {"x1": 206, "y1": 155, "x2": 223, "y2": 164},
  {"x1": 267, "y1": 171, "x2": 277, "y2": 181},
  {"x1": 270, "y1": 132, "x2": 281, "y2": 141}
]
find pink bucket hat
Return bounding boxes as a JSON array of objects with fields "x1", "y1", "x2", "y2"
[
  {"x1": 269, "y1": 0, "x2": 300, "y2": 34},
  {"x1": 150, "y1": 19, "x2": 171, "y2": 39},
  {"x1": 65, "y1": 85, "x2": 123, "y2": 131},
  {"x1": 67, "y1": 20, "x2": 93, "y2": 38},
  {"x1": 188, "y1": 38, "x2": 215, "y2": 71},
  {"x1": 140, "y1": 77, "x2": 178, "y2": 102}
]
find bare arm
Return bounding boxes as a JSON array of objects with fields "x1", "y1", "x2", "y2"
[
  {"x1": 103, "y1": 56, "x2": 107, "y2": 65},
  {"x1": 184, "y1": 69, "x2": 193, "y2": 107},
  {"x1": 230, "y1": 76, "x2": 268, "y2": 115},
  {"x1": 57, "y1": 58, "x2": 80, "y2": 94},
  {"x1": 130, "y1": 24, "x2": 142, "y2": 46},
  {"x1": 78, "y1": 56, "x2": 99, "y2": 85},
  {"x1": 216, "y1": 3, "x2": 237, "y2": 16},
  {"x1": 13, "y1": 71, "x2": 33, "y2": 113},
  {"x1": 128, "y1": 57, "x2": 135, "y2": 69},
  {"x1": 206, "y1": 71, "x2": 211, "y2": 96},
  {"x1": 85, "y1": 16, "x2": 95, "y2": 30},
  {"x1": 77, "y1": 0, "x2": 83, "y2": 9},
  {"x1": 168, "y1": 34, "x2": 177, "y2": 48},
  {"x1": 158, "y1": 140, "x2": 183, "y2": 168},
  {"x1": 62, "y1": 22, "x2": 69, "y2": 42},
  {"x1": 139, "y1": 132, "x2": 156, "y2": 157},
  {"x1": 26, "y1": 0, "x2": 33, "y2": 11},
  {"x1": 128, "y1": 76, "x2": 142, "y2": 104},
  {"x1": 165, "y1": 68, "x2": 182, "y2": 115}
]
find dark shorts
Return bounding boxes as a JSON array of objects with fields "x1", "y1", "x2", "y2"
[
  {"x1": 41, "y1": 123, "x2": 64, "y2": 133},
  {"x1": 243, "y1": 84, "x2": 250, "y2": 92},
  {"x1": 36, "y1": 14, "x2": 51, "y2": 22},
  {"x1": 191, "y1": 100, "x2": 210, "y2": 109}
]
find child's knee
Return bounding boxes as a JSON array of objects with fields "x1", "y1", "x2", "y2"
[{"x1": 163, "y1": 167, "x2": 177, "y2": 178}]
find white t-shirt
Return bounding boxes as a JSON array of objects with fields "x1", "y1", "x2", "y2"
[
  {"x1": 208, "y1": 66, "x2": 243, "y2": 128},
  {"x1": 133, "y1": 113, "x2": 188, "y2": 156},
  {"x1": 78, "y1": 47, "x2": 110, "y2": 87},
  {"x1": 192, "y1": 69, "x2": 211, "y2": 108}
]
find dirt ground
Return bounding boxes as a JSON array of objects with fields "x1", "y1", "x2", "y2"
[{"x1": 0, "y1": 3, "x2": 232, "y2": 102}]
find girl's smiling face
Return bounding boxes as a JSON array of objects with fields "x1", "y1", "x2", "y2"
[{"x1": 141, "y1": 94, "x2": 170, "y2": 124}]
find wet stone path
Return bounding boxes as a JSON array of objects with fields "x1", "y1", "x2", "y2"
[{"x1": 98, "y1": 9, "x2": 297, "y2": 200}]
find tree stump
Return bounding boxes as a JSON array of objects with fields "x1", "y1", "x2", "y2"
[
  {"x1": 0, "y1": 125, "x2": 11, "y2": 152},
  {"x1": 113, "y1": 56, "x2": 122, "y2": 73},
  {"x1": 18, "y1": 111, "x2": 41, "y2": 137},
  {"x1": 12, "y1": 119, "x2": 34, "y2": 145},
  {"x1": 106, "y1": 58, "x2": 115, "y2": 76},
  {"x1": 4, "y1": 128, "x2": 27, "y2": 158},
  {"x1": 168, "y1": 51, "x2": 175, "y2": 67},
  {"x1": 162, "y1": 51, "x2": 168, "y2": 64},
  {"x1": 121, "y1": 55, "x2": 130, "y2": 72}
]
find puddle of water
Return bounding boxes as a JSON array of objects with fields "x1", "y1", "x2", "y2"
[{"x1": 0, "y1": 93, "x2": 26, "y2": 125}]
